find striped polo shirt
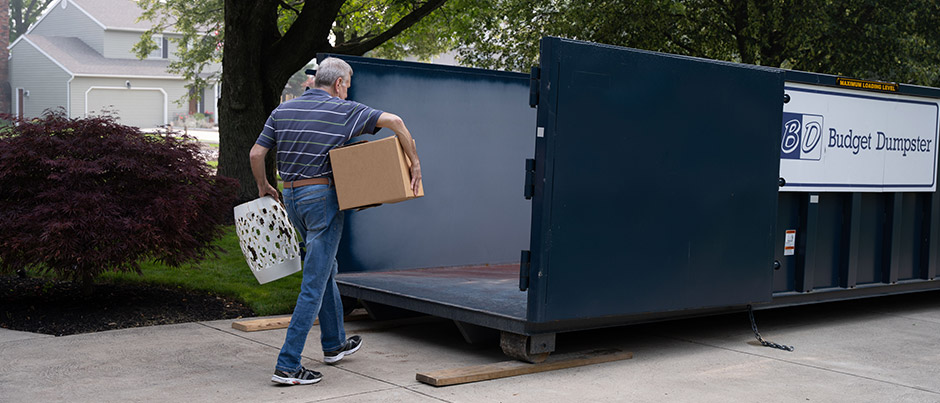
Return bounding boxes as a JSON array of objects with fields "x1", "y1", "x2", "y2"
[{"x1": 255, "y1": 88, "x2": 383, "y2": 181}]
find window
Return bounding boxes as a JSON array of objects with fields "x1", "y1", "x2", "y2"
[{"x1": 152, "y1": 35, "x2": 164, "y2": 59}]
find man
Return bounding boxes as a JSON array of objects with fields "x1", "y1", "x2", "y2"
[{"x1": 249, "y1": 57, "x2": 421, "y2": 385}]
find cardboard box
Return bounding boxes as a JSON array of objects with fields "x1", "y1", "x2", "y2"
[{"x1": 329, "y1": 136, "x2": 424, "y2": 210}]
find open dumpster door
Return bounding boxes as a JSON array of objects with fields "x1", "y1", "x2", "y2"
[{"x1": 525, "y1": 38, "x2": 785, "y2": 323}]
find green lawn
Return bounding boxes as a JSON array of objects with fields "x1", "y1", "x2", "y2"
[{"x1": 100, "y1": 225, "x2": 301, "y2": 316}]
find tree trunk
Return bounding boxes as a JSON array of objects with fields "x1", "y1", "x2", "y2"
[
  {"x1": 217, "y1": 1, "x2": 282, "y2": 204},
  {"x1": 727, "y1": 0, "x2": 755, "y2": 65}
]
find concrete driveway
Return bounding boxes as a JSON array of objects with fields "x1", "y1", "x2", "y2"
[{"x1": 1, "y1": 291, "x2": 938, "y2": 402}]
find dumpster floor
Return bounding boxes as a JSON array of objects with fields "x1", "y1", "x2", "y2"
[{"x1": 337, "y1": 264, "x2": 527, "y2": 330}]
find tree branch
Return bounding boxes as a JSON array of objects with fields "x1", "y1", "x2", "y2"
[
  {"x1": 266, "y1": 0, "x2": 345, "y2": 93},
  {"x1": 333, "y1": 28, "x2": 345, "y2": 45},
  {"x1": 332, "y1": 0, "x2": 448, "y2": 55},
  {"x1": 278, "y1": 0, "x2": 300, "y2": 15}
]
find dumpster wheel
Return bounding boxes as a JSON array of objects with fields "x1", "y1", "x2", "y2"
[{"x1": 500, "y1": 332, "x2": 553, "y2": 363}]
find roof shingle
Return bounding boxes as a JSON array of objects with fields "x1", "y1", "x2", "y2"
[
  {"x1": 69, "y1": 0, "x2": 175, "y2": 32},
  {"x1": 25, "y1": 34, "x2": 179, "y2": 78}
]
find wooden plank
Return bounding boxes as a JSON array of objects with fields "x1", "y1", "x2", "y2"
[
  {"x1": 231, "y1": 316, "x2": 291, "y2": 332},
  {"x1": 231, "y1": 309, "x2": 369, "y2": 332},
  {"x1": 416, "y1": 348, "x2": 633, "y2": 387}
]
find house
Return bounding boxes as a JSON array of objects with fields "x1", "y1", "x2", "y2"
[{"x1": 8, "y1": 0, "x2": 220, "y2": 128}]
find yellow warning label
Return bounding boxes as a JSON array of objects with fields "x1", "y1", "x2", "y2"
[{"x1": 836, "y1": 77, "x2": 898, "y2": 92}]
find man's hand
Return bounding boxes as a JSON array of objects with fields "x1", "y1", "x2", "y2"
[
  {"x1": 258, "y1": 182, "x2": 279, "y2": 201},
  {"x1": 410, "y1": 162, "x2": 422, "y2": 195},
  {"x1": 376, "y1": 112, "x2": 422, "y2": 195},
  {"x1": 249, "y1": 143, "x2": 278, "y2": 201}
]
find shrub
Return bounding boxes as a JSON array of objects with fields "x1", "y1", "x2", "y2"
[{"x1": 0, "y1": 111, "x2": 238, "y2": 290}]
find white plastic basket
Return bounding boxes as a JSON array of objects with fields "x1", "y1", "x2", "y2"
[{"x1": 233, "y1": 196, "x2": 302, "y2": 284}]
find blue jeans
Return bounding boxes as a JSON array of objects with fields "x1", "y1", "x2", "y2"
[{"x1": 275, "y1": 185, "x2": 347, "y2": 372}]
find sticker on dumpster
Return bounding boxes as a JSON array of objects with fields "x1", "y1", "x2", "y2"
[
  {"x1": 780, "y1": 82, "x2": 939, "y2": 192},
  {"x1": 784, "y1": 230, "x2": 796, "y2": 256}
]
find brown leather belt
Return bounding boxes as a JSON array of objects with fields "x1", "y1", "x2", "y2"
[{"x1": 282, "y1": 177, "x2": 331, "y2": 189}]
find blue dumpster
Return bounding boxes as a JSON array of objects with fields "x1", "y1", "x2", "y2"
[{"x1": 329, "y1": 37, "x2": 940, "y2": 361}]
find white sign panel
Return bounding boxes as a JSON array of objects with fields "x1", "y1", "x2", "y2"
[{"x1": 779, "y1": 82, "x2": 940, "y2": 192}]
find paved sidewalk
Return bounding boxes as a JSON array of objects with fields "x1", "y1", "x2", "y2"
[
  {"x1": 1, "y1": 292, "x2": 939, "y2": 402},
  {"x1": 178, "y1": 127, "x2": 220, "y2": 143},
  {"x1": 142, "y1": 126, "x2": 219, "y2": 143}
]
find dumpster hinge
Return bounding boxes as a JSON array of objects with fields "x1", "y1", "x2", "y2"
[
  {"x1": 524, "y1": 158, "x2": 536, "y2": 200},
  {"x1": 519, "y1": 250, "x2": 531, "y2": 291},
  {"x1": 529, "y1": 67, "x2": 540, "y2": 108}
]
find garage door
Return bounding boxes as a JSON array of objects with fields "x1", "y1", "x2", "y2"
[{"x1": 86, "y1": 88, "x2": 165, "y2": 128}]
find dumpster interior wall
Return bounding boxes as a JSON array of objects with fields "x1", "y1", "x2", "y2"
[{"x1": 332, "y1": 57, "x2": 536, "y2": 273}]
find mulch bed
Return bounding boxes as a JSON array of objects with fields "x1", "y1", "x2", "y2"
[{"x1": 0, "y1": 275, "x2": 255, "y2": 336}]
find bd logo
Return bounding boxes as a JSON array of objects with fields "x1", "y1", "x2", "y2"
[{"x1": 781, "y1": 112, "x2": 823, "y2": 160}]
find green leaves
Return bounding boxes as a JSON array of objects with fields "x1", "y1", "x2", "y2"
[
  {"x1": 452, "y1": 0, "x2": 940, "y2": 87},
  {"x1": 134, "y1": 0, "x2": 224, "y2": 96},
  {"x1": 133, "y1": 0, "x2": 940, "y2": 87},
  {"x1": 360, "y1": 0, "x2": 483, "y2": 61},
  {"x1": 134, "y1": 0, "x2": 458, "y2": 89}
]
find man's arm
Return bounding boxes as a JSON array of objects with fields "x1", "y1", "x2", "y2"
[
  {"x1": 376, "y1": 112, "x2": 421, "y2": 194},
  {"x1": 249, "y1": 143, "x2": 279, "y2": 200}
]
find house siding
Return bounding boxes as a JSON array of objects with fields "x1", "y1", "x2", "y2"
[
  {"x1": 71, "y1": 77, "x2": 193, "y2": 126},
  {"x1": 10, "y1": 41, "x2": 71, "y2": 118},
  {"x1": 30, "y1": 2, "x2": 104, "y2": 54},
  {"x1": 103, "y1": 30, "x2": 146, "y2": 59},
  {"x1": 104, "y1": 31, "x2": 182, "y2": 61}
]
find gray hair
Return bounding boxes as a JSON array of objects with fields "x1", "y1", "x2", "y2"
[{"x1": 315, "y1": 57, "x2": 353, "y2": 88}]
